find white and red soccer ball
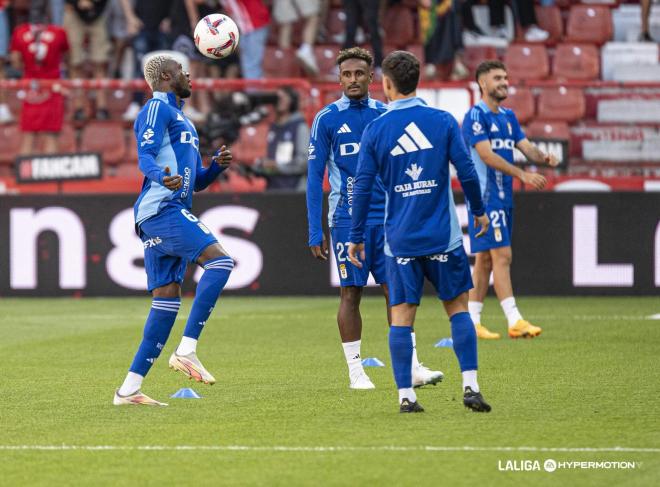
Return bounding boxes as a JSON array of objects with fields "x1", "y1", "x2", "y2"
[{"x1": 194, "y1": 14, "x2": 240, "y2": 59}]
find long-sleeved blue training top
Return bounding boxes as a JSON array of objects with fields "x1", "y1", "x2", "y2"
[
  {"x1": 133, "y1": 91, "x2": 225, "y2": 228},
  {"x1": 349, "y1": 97, "x2": 485, "y2": 258},
  {"x1": 306, "y1": 94, "x2": 388, "y2": 247}
]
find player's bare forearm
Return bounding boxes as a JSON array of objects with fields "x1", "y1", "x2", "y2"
[
  {"x1": 517, "y1": 139, "x2": 559, "y2": 167},
  {"x1": 481, "y1": 151, "x2": 523, "y2": 179}
]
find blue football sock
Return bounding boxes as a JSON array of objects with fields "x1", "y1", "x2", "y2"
[
  {"x1": 182, "y1": 256, "x2": 233, "y2": 340},
  {"x1": 450, "y1": 311, "x2": 478, "y2": 372},
  {"x1": 389, "y1": 325, "x2": 413, "y2": 389},
  {"x1": 129, "y1": 297, "x2": 181, "y2": 376}
]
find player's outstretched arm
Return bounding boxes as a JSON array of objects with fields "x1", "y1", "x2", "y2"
[
  {"x1": 474, "y1": 140, "x2": 547, "y2": 190},
  {"x1": 516, "y1": 139, "x2": 559, "y2": 167}
]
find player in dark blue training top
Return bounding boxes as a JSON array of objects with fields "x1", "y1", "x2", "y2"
[
  {"x1": 462, "y1": 60, "x2": 558, "y2": 341},
  {"x1": 114, "y1": 55, "x2": 233, "y2": 406},
  {"x1": 348, "y1": 51, "x2": 492, "y2": 413},
  {"x1": 307, "y1": 47, "x2": 443, "y2": 390}
]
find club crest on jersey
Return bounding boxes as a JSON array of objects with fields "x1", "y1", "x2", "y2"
[
  {"x1": 404, "y1": 163, "x2": 423, "y2": 181},
  {"x1": 141, "y1": 128, "x2": 155, "y2": 147}
]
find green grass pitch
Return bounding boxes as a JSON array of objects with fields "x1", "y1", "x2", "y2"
[{"x1": 0, "y1": 296, "x2": 658, "y2": 486}]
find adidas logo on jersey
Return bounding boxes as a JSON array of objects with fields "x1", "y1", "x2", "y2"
[
  {"x1": 390, "y1": 122, "x2": 433, "y2": 156},
  {"x1": 177, "y1": 113, "x2": 185, "y2": 121},
  {"x1": 490, "y1": 122, "x2": 499, "y2": 132},
  {"x1": 337, "y1": 123, "x2": 351, "y2": 134}
]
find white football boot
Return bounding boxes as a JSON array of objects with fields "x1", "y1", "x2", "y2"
[
  {"x1": 113, "y1": 389, "x2": 168, "y2": 406},
  {"x1": 412, "y1": 363, "x2": 444, "y2": 388},
  {"x1": 169, "y1": 351, "x2": 216, "y2": 385},
  {"x1": 349, "y1": 370, "x2": 376, "y2": 390}
]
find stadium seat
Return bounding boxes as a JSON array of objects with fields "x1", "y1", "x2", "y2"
[
  {"x1": 263, "y1": 47, "x2": 302, "y2": 78},
  {"x1": 462, "y1": 46, "x2": 498, "y2": 77},
  {"x1": 382, "y1": 4, "x2": 415, "y2": 48},
  {"x1": 106, "y1": 89, "x2": 132, "y2": 121},
  {"x1": 526, "y1": 120, "x2": 570, "y2": 140},
  {"x1": 80, "y1": 121, "x2": 126, "y2": 165},
  {"x1": 327, "y1": 9, "x2": 346, "y2": 43},
  {"x1": 35, "y1": 123, "x2": 77, "y2": 153},
  {"x1": 0, "y1": 124, "x2": 22, "y2": 166},
  {"x1": 232, "y1": 123, "x2": 270, "y2": 165},
  {"x1": 537, "y1": 86, "x2": 585, "y2": 123},
  {"x1": 406, "y1": 44, "x2": 425, "y2": 64},
  {"x1": 504, "y1": 44, "x2": 549, "y2": 81},
  {"x1": 566, "y1": 5, "x2": 613, "y2": 45},
  {"x1": 553, "y1": 43, "x2": 600, "y2": 80},
  {"x1": 534, "y1": 5, "x2": 563, "y2": 44},
  {"x1": 502, "y1": 86, "x2": 535, "y2": 124},
  {"x1": 314, "y1": 45, "x2": 341, "y2": 81}
]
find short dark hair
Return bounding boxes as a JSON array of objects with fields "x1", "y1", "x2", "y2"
[
  {"x1": 381, "y1": 51, "x2": 419, "y2": 95},
  {"x1": 475, "y1": 60, "x2": 507, "y2": 83},
  {"x1": 336, "y1": 47, "x2": 374, "y2": 67}
]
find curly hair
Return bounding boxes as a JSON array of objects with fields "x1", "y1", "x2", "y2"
[
  {"x1": 143, "y1": 55, "x2": 174, "y2": 90},
  {"x1": 336, "y1": 47, "x2": 374, "y2": 67}
]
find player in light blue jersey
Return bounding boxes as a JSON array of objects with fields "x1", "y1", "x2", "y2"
[
  {"x1": 114, "y1": 55, "x2": 233, "y2": 406},
  {"x1": 307, "y1": 47, "x2": 443, "y2": 390},
  {"x1": 348, "y1": 51, "x2": 491, "y2": 413},
  {"x1": 462, "y1": 60, "x2": 558, "y2": 341}
]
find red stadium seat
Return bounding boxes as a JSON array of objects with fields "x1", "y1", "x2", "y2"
[
  {"x1": 382, "y1": 4, "x2": 415, "y2": 48},
  {"x1": 326, "y1": 9, "x2": 346, "y2": 43},
  {"x1": 502, "y1": 86, "x2": 535, "y2": 124},
  {"x1": 526, "y1": 120, "x2": 570, "y2": 140},
  {"x1": 553, "y1": 43, "x2": 600, "y2": 80},
  {"x1": 80, "y1": 121, "x2": 126, "y2": 165},
  {"x1": 537, "y1": 86, "x2": 585, "y2": 123},
  {"x1": 232, "y1": 123, "x2": 270, "y2": 165},
  {"x1": 314, "y1": 45, "x2": 341, "y2": 81},
  {"x1": 0, "y1": 124, "x2": 22, "y2": 166},
  {"x1": 504, "y1": 44, "x2": 549, "y2": 81},
  {"x1": 263, "y1": 47, "x2": 302, "y2": 78},
  {"x1": 462, "y1": 46, "x2": 498, "y2": 77},
  {"x1": 35, "y1": 123, "x2": 77, "y2": 153},
  {"x1": 534, "y1": 5, "x2": 563, "y2": 44},
  {"x1": 566, "y1": 5, "x2": 612, "y2": 45},
  {"x1": 106, "y1": 89, "x2": 132, "y2": 121}
]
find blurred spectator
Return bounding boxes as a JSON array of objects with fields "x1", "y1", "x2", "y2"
[
  {"x1": 342, "y1": 0, "x2": 383, "y2": 68},
  {"x1": 64, "y1": 0, "x2": 111, "y2": 121},
  {"x1": 640, "y1": 0, "x2": 654, "y2": 42},
  {"x1": 220, "y1": 0, "x2": 270, "y2": 79},
  {"x1": 256, "y1": 87, "x2": 308, "y2": 190},
  {"x1": 0, "y1": 0, "x2": 13, "y2": 123},
  {"x1": 10, "y1": 0, "x2": 69, "y2": 154},
  {"x1": 462, "y1": 0, "x2": 548, "y2": 42},
  {"x1": 273, "y1": 0, "x2": 320, "y2": 75},
  {"x1": 50, "y1": 0, "x2": 65, "y2": 25},
  {"x1": 120, "y1": 0, "x2": 173, "y2": 120},
  {"x1": 419, "y1": 0, "x2": 468, "y2": 81},
  {"x1": 106, "y1": 0, "x2": 131, "y2": 78}
]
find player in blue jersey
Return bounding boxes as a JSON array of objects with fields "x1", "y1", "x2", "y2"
[
  {"x1": 114, "y1": 55, "x2": 233, "y2": 406},
  {"x1": 307, "y1": 47, "x2": 443, "y2": 390},
  {"x1": 348, "y1": 50, "x2": 491, "y2": 413},
  {"x1": 462, "y1": 60, "x2": 558, "y2": 341}
]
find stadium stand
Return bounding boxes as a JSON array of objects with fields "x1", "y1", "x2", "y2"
[
  {"x1": 533, "y1": 5, "x2": 563, "y2": 44},
  {"x1": 502, "y1": 86, "x2": 535, "y2": 124},
  {"x1": 504, "y1": 44, "x2": 550, "y2": 81},
  {"x1": 537, "y1": 86, "x2": 586, "y2": 123},
  {"x1": 566, "y1": 4, "x2": 613, "y2": 45},
  {"x1": 553, "y1": 43, "x2": 601, "y2": 80},
  {"x1": 80, "y1": 122, "x2": 126, "y2": 166}
]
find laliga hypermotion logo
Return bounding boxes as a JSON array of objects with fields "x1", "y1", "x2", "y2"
[{"x1": 207, "y1": 32, "x2": 237, "y2": 58}]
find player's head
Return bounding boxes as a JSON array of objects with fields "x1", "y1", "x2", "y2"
[
  {"x1": 336, "y1": 47, "x2": 373, "y2": 100},
  {"x1": 476, "y1": 60, "x2": 508, "y2": 102},
  {"x1": 276, "y1": 86, "x2": 299, "y2": 115},
  {"x1": 143, "y1": 55, "x2": 192, "y2": 99},
  {"x1": 381, "y1": 51, "x2": 420, "y2": 102}
]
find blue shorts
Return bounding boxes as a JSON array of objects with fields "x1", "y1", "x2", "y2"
[
  {"x1": 139, "y1": 207, "x2": 218, "y2": 291},
  {"x1": 331, "y1": 225, "x2": 387, "y2": 287},
  {"x1": 467, "y1": 206, "x2": 514, "y2": 253},
  {"x1": 387, "y1": 246, "x2": 473, "y2": 305}
]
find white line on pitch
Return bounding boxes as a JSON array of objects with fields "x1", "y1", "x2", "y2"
[
  {"x1": 0, "y1": 445, "x2": 658, "y2": 453},
  {"x1": 647, "y1": 313, "x2": 660, "y2": 320}
]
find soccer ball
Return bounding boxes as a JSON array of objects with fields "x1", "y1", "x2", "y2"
[{"x1": 194, "y1": 14, "x2": 240, "y2": 59}]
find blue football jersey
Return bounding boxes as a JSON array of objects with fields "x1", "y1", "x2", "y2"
[
  {"x1": 349, "y1": 97, "x2": 485, "y2": 258},
  {"x1": 462, "y1": 100, "x2": 525, "y2": 209},
  {"x1": 306, "y1": 94, "x2": 387, "y2": 247},
  {"x1": 133, "y1": 91, "x2": 223, "y2": 229}
]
